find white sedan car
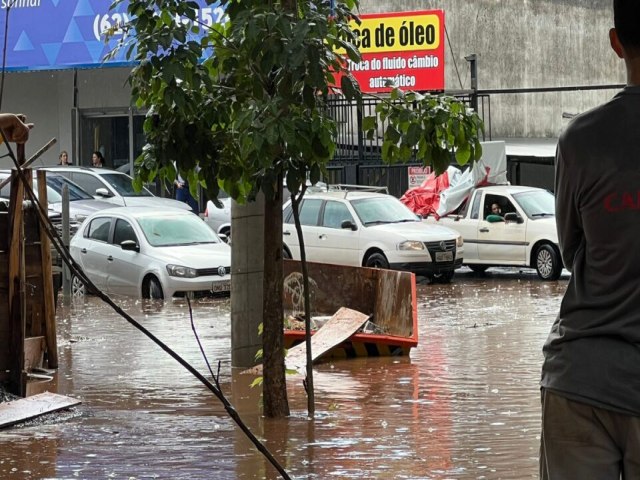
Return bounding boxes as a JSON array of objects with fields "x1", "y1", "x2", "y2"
[
  {"x1": 70, "y1": 207, "x2": 231, "y2": 299},
  {"x1": 282, "y1": 191, "x2": 464, "y2": 282}
]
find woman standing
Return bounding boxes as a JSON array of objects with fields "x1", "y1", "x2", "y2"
[{"x1": 58, "y1": 150, "x2": 71, "y2": 165}]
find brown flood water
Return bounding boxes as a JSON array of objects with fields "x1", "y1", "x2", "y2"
[{"x1": 0, "y1": 268, "x2": 567, "y2": 479}]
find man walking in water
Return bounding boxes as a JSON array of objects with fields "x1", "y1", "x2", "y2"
[{"x1": 540, "y1": 1, "x2": 640, "y2": 478}]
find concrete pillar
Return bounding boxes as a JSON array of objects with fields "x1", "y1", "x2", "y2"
[{"x1": 231, "y1": 193, "x2": 265, "y2": 368}]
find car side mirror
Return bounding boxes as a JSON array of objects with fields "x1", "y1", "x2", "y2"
[
  {"x1": 504, "y1": 212, "x2": 523, "y2": 224},
  {"x1": 120, "y1": 240, "x2": 140, "y2": 252},
  {"x1": 341, "y1": 220, "x2": 357, "y2": 231},
  {"x1": 95, "y1": 187, "x2": 112, "y2": 198}
]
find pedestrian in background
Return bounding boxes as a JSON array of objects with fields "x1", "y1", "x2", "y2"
[
  {"x1": 58, "y1": 150, "x2": 71, "y2": 165},
  {"x1": 92, "y1": 151, "x2": 104, "y2": 167},
  {"x1": 540, "y1": 1, "x2": 640, "y2": 478},
  {"x1": 174, "y1": 169, "x2": 199, "y2": 215}
]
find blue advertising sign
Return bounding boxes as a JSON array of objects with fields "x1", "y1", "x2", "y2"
[{"x1": 0, "y1": 0, "x2": 224, "y2": 71}]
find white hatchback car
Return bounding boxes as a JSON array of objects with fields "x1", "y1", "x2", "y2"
[
  {"x1": 282, "y1": 191, "x2": 464, "y2": 282},
  {"x1": 70, "y1": 207, "x2": 231, "y2": 299}
]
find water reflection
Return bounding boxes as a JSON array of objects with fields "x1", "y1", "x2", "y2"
[{"x1": 0, "y1": 270, "x2": 566, "y2": 479}]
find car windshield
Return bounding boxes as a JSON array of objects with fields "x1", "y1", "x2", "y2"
[
  {"x1": 137, "y1": 213, "x2": 220, "y2": 247},
  {"x1": 45, "y1": 175, "x2": 95, "y2": 201},
  {"x1": 100, "y1": 173, "x2": 153, "y2": 197},
  {"x1": 512, "y1": 190, "x2": 556, "y2": 218},
  {"x1": 351, "y1": 196, "x2": 419, "y2": 225},
  {"x1": 0, "y1": 175, "x2": 92, "y2": 202}
]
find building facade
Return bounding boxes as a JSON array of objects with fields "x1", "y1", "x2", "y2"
[{"x1": 0, "y1": 0, "x2": 623, "y2": 171}]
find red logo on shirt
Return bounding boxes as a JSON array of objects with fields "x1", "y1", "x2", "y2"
[{"x1": 604, "y1": 192, "x2": 640, "y2": 212}]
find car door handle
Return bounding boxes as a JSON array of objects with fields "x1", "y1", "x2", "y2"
[
  {"x1": 107, "y1": 256, "x2": 113, "y2": 262},
  {"x1": 283, "y1": 230, "x2": 291, "y2": 236},
  {"x1": 318, "y1": 234, "x2": 326, "y2": 239},
  {"x1": 81, "y1": 248, "x2": 87, "y2": 254},
  {"x1": 479, "y1": 228, "x2": 489, "y2": 233}
]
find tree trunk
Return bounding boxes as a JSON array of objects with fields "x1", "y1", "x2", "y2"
[{"x1": 262, "y1": 181, "x2": 290, "y2": 418}]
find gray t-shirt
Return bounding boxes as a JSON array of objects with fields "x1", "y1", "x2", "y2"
[{"x1": 541, "y1": 86, "x2": 640, "y2": 416}]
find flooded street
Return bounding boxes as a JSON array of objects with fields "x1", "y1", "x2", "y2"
[{"x1": 0, "y1": 268, "x2": 568, "y2": 479}]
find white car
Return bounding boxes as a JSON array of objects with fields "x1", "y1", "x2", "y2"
[
  {"x1": 282, "y1": 191, "x2": 464, "y2": 282},
  {"x1": 203, "y1": 182, "x2": 328, "y2": 238},
  {"x1": 423, "y1": 185, "x2": 562, "y2": 280},
  {"x1": 70, "y1": 207, "x2": 231, "y2": 299},
  {"x1": 204, "y1": 196, "x2": 231, "y2": 237},
  {"x1": 42, "y1": 166, "x2": 193, "y2": 212}
]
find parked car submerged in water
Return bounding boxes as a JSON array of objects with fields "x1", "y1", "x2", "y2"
[
  {"x1": 282, "y1": 189, "x2": 464, "y2": 282},
  {"x1": 69, "y1": 207, "x2": 231, "y2": 299}
]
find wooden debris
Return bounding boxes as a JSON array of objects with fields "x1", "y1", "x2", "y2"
[
  {"x1": 284, "y1": 307, "x2": 369, "y2": 372},
  {"x1": 0, "y1": 392, "x2": 81, "y2": 429}
]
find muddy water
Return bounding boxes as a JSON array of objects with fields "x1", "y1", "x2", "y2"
[{"x1": 0, "y1": 268, "x2": 567, "y2": 479}]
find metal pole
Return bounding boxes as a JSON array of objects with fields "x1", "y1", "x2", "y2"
[
  {"x1": 62, "y1": 185, "x2": 70, "y2": 300},
  {"x1": 465, "y1": 54, "x2": 478, "y2": 113}
]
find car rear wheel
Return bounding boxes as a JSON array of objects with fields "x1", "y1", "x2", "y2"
[
  {"x1": 365, "y1": 252, "x2": 389, "y2": 270},
  {"x1": 282, "y1": 248, "x2": 292, "y2": 260},
  {"x1": 535, "y1": 244, "x2": 562, "y2": 281},
  {"x1": 71, "y1": 275, "x2": 86, "y2": 297},
  {"x1": 143, "y1": 276, "x2": 164, "y2": 300}
]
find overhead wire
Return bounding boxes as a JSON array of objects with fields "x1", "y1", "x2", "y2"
[{"x1": 445, "y1": 25, "x2": 465, "y2": 90}]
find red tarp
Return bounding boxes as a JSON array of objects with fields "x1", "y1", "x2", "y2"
[{"x1": 399, "y1": 170, "x2": 450, "y2": 218}]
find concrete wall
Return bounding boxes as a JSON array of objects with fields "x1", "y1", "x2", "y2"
[
  {"x1": 361, "y1": 0, "x2": 625, "y2": 138},
  {"x1": 0, "y1": 68, "x2": 131, "y2": 169}
]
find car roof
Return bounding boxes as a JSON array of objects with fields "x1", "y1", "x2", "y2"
[
  {"x1": 88, "y1": 206, "x2": 193, "y2": 219},
  {"x1": 475, "y1": 184, "x2": 548, "y2": 195},
  {"x1": 42, "y1": 166, "x2": 129, "y2": 176},
  {"x1": 302, "y1": 190, "x2": 391, "y2": 201}
]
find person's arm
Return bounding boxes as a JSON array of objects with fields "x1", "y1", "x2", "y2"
[
  {"x1": 0, "y1": 113, "x2": 33, "y2": 143},
  {"x1": 554, "y1": 138, "x2": 583, "y2": 271}
]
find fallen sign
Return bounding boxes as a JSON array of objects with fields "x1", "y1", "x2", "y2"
[
  {"x1": 0, "y1": 392, "x2": 81, "y2": 429},
  {"x1": 285, "y1": 307, "x2": 370, "y2": 373}
]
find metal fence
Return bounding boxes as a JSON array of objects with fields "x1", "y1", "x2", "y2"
[{"x1": 324, "y1": 92, "x2": 493, "y2": 197}]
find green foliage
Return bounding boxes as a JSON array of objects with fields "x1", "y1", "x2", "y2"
[
  {"x1": 363, "y1": 90, "x2": 485, "y2": 175},
  {"x1": 109, "y1": 0, "x2": 362, "y2": 203},
  {"x1": 109, "y1": 1, "x2": 483, "y2": 201}
]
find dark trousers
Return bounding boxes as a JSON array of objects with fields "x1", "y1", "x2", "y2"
[{"x1": 540, "y1": 389, "x2": 640, "y2": 479}]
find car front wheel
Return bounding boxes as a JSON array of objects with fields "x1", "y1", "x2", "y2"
[
  {"x1": 365, "y1": 252, "x2": 389, "y2": 270},
  {"x1": 535, "y1": 244, "x2": 562, "y2": 281},
  {"x1": 71, "y1": 275, "x2": 86, "y2": 297},
  {"x1": 143, "y1": 276, "x2": 164, "y2": 300}
]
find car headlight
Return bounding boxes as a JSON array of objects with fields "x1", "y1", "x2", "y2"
[
  {"x1": 456, "y1": 235, "x2": 464, "y2": 247},
  {"x1": 166, "y1": 264, "x2": 198, "y2": 278},
  {"x1": 398, "y1": 240, "x2": 425, "y2": 251}
]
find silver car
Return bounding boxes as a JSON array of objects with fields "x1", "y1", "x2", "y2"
[
  {"x1": 42, "y1": 166, "x2": 193, "y2": 212},
  {"x1": 70, "y1": 207, "x2": 231, "y2": 299}
]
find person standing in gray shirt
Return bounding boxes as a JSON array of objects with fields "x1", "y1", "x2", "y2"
[{"x1": 540, "y1": 1, "x2": 640, "y2": 478}]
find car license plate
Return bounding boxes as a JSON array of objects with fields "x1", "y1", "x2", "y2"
[
  {"x1": 435, "y1": 251, "x2": 453, "y2": 262},
  {"x1": 211, "y1": 280, "x2": 231, "y2": 293}
]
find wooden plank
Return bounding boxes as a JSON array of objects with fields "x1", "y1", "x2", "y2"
[
  {"x1": 8, "y1": 171, "x2": 25, "y2": 396},
  {"x1": 0, "y1": 392, "x2": 81, "y2": 429},
  {"x1": 36, "y1": 170, "x2": 57, "y2": 368},
  {"x1": 285, "y1": 307, "x2": 369, "y2": 372},
  {"x1": 24, "y1": 336, "x2": 45, "y2": 372}
]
